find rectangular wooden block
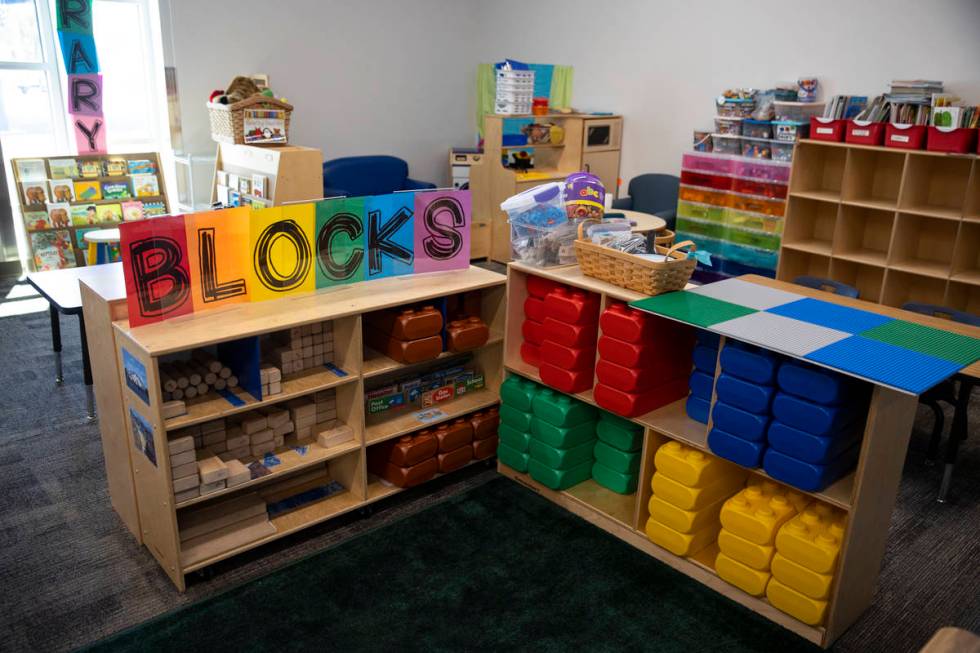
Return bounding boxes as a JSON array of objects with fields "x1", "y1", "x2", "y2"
[
  {"x1": 226, "y1": 433, "x2": 250, "y2": 449},
  {"x1": 251, "y1": 440, "x2": 275, "y2": 457},
  {"x1": 170, "y1": 449, "x2": 196, "y2": 468},
  {"x1": 311, "y1": 321, "x2": 322, "y2": 334},
  {"x1": 210, "y1": 440, "x2": 228, "y2": 454},
  {"x1": 317, "y1": 406, "x2": 338, "y2": 422},
  {"x1": 314, "y1": 389, "x2": 335, "y2": 403},
  {"x1": 168, "y1": 435, "x2": 195, "y2": 455},
  {"x1": 268, "y1": 380, "x2": 281, "y2": 395},
  {"x1": 273, "y1": 420, "x2": 294, "y2": 436},
  {"x1": 173, "y1": 424, "x2": 202, "y2": 438},
  {"x1": 203, "y1": 430, "x2": 226, "y2": 446},
  {"x1": 250, "y1": 428, "x2": 274, "y2": 444},
  {"x1": 226, "y1": 459, "x2": 251, "y2": 487},
  {"x1": 296, "y1": 426, "x2": 312, "y2": 439},
  {"x1": 273, "y1": 433, "x2": 285, "y2": 448},
  {"x1": 197, "y1": 450, "x2": 230, "y2": 483},
  {"x1": 261, "y1": 407, "x2": 290, "y2": 429},
  {"x1": 223, "y1": 446, "x2": 250, "y2": 461},
  {"x1": 171, "y1": 460, "x2": 198, "y2": 480},
  {"x1": 242, "y1": 415, "x2": 268, "y2": 434},
  {"x1": 162, "y1": 400, "x2": 187, "y2": 419},
  {"x1": 173, "y1": 474, "x2": 200, "y2": 493},
  {"x1": 201, "y1": 419, "x2": 225, "y2": 434},
  {"x1": 175, "y1": 487, "x2": 200, "y2": 503},
  {"x1": 302, "y1": 346, "x2": 314, "y2": 358},
  {"x1": 302, "y1": 335, "x2": 313, "y2": 347},
  {"x1": 317, "y1": 423, "x2": 354, "y2": 448},
  {"x1": 200, "y1": 479, "x2": 226, "y2": 495}
]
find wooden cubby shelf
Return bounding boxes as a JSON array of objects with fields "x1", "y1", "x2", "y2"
[
  {"x1": 950, "y1": 222, "x2": 980, "y2": 285},
  {"x1": 840, "y1": 147, "x2": 904, "y2": 211},
  {"x1": 362, "y1": 333, "x2": 504, "y2": 379},
  {"x1": 782, "y1": 196, "x2": 837, "y2": 256},
  {"x1": 789, "y1": 141, "x2": 846, "y2": 200},
  {"x1": 364, "y1": 386, "x2": 501, "y2": 445},
  {"x1": 889, "y1": 213, "x2": 958, "y2": 280}
]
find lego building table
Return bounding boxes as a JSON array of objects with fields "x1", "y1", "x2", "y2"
[{"x1": 499, "y1": 262, "x2": 980, "y2": 648}]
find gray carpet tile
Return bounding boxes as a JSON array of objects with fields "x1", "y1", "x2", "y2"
[{"x1": 0, "y1": 273, "x2": 976, "y2": 653}]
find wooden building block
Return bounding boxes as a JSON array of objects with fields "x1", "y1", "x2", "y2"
[
  {"x1": 201, "y1": 419, "x2": 225, "y2": 434},
  {"x1": 241, "y1": 415, "x2": 268, "y2": 434},
  {"x1": 226, "y1": 433, "x2": 249, "y2": 450},
  {"x1": 273, "y1": 420, "x2": 294, "y2": 437},
  {"x1": 173, "y1": 474, "x2": 200, "y2": 493},
  {"x1": 223, "y1": 446, "x2": 250, "y2": 461},
  {"x1": 168, "y1": 435, "x2": 195, "y2": 455},
  {"x1": 273, "y1": 433, "x2": 285, "y2": 448},
  {"x1": 250, "y1": 428, "x2": 274, "y2": 444},
  {"x1": 311, "y1": 321, "x2": 322, "y2": 334},
  {"x1": 170, "y1": 449, "x2": 196, "y2": 468},
  {"x1": 251, "y1": 441, "x2": 275, "y2": 457},
  {"x1": 197, "y1": 450, "x2": 230, "y2": 484},
  {"x1": 203, "y1": 430, "x2": 226, "y2": 446},
  {"x1": 210, "y1": 440, "x2": 228, "y2": 454},
  {"x1": 200, "y1": 479, "x2": 226, "y2": 495},
  {"x1": 296, "y1": 426, "x2": 313, "y2": 439},
  {"x1": 162, "y1": 400, "x2": 187, "y2": 419},
  {"x1": 317, "y1": 406, "x2": 338, "y2": 422},
  {"x1": 317, "y1": 423, "x2": 354, "y2": 448},
  {"x1": 268, "y1": 381, "x2": 281, "y2": 394},
  {"x1": 226, "y1": 459, "x2": 251, "y2": 487},
  {"x1": 175, "y1": 487, "x2": 200, "y2": 503},
  {"x1": 171, "y1": 460, "x2": 198, "y2": 480}
]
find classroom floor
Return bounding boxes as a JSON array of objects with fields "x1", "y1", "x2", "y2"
[{"x1": 0, "y1": 273, "x2": 977, "y2": 652}]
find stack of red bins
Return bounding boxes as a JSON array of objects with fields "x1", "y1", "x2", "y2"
[
  {"x1": 539, "y1": 287, "x2": 601, "y2": 394},
  {"x1": 594, "y1": 301, "x2": 695, "y2": 417},
  {"x1": 521, "y1": 275, "x2": 562, "y2": 368}
]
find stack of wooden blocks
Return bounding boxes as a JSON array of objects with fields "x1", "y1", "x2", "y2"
[
  {"x1": 264, "y1": 320, "x2": 334, "y2": 375},
  {"x1": 178, "y1": 493, "x2": 275, "y2": 568},
  {"x1": 313, "y1": 388, "x2": 355, "y2": 448},
  {"x1": 160, "y1": 350, "x2": 238, "y2": 401},
  {"x1": 259, "y1": 365, "x2": 283, "y2": 397},
  {"x1": 168, "y1": 418, "x2": 252, "y2": 503}
]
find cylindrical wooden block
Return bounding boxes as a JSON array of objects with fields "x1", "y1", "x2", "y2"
[
  {"x1": 227, "y1": 375, "x2": 239, "y2": 388},
  {"x1": 213, "y1": 378, "x2": 227, "y2": 390},
  {"x1": 219, "y1": 367, "x2": 232, "y2": 379},
  {"x1": 196, "y1": 382, "x2": 208, "y2": 395},
  {"x1": 160, "y1": 372, "x2": 177, "y2": 393},
  {"x1": 184, "y1": 385, "x2": 198, "y2": 399},
  {"x1": 192, "y1": 349, "x2": 222, "y2": 374},
  {"x1": 172, "y1": 387, "x2": 184, "y2": 400}
]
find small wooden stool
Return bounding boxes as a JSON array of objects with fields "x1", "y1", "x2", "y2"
[{"x1": 84, "y1": 228, "x2": 121, "y2": 265}]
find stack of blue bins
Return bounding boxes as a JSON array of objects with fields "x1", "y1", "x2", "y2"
[
  {"x1": 686, "y1": 330, "x2": 720, "y2": 424},
  {"x1": 763, "y1": 361, "x2": 865, "y2": 491},
  {"x1": 708, "y1": 340, "x2": 782, "y2": 467}
]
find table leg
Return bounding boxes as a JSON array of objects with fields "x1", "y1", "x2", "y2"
[
  {"x1": 50, "y1": 303, "x2": 63, "y2": 385},
  {"x1": 79, "y1": 314, "x2": 96, "y2": 422},
  {"x1": 937, "y1": 378, "x2": 973, "y2": 503}
]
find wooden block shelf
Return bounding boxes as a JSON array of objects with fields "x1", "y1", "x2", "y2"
[
  {"x1": 111, "y1": 266, "x2": 506, "y2": 590},
  {"x1": 782, "y1": 196, "x2": 837, "y2": 256}
]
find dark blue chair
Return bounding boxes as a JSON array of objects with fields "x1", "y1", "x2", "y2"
[
  {"x1": 322, "y1": 156, "x2": 436, "y2": 198},
  {"x1": 902, "y1": 302, "x2": 978, "y2": 503},
  {"x1": 611, "y1": 173, "x2": 679, "y2": 230},
  {"x1": 792, "y1": 276, "x2": 859, "y2": 298}
]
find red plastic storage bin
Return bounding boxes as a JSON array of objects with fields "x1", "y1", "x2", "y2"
[
  {"x1": 809, "y1": 117, "x2": 846, "y2": 142},
  {"x1": 438, "y1": 446, "x2": 473, "y2": 473},
  {"x1": 527, "y1": 275, "x2": 562, "y2": 299},
  {"x1": 543, "y1": 317, "x2": 598, "y2": 349},
  {"x1": 522, "y1": 318, "x2": 544, "y2": 345},
  {"x1": 599, "y1": 301, "x2": 659, "y2": 343},
  {"x1": 884, "y1": 123, "x2": 926, "y2": 150},
  {"x1": 597, "y1": 332, "x2": 694, "y2": 368},
  {"x1": 544, "y1": 287, "x2": 599, "y2": 325},
  {"x1": 472, "y1": 435, "x2": 499, "y2": 460},
  {"x1": 595, "y1": 359, "x2": 664, "y2": 393},
  {"x1": 680, "y1": 169, "x2": 733, "y2": 192},
  {"x1": 540, "y1": 362, "x2": 594, "y2": 394},
  {"x1": 593, "y1": 378, "x2": 689, "y2": 418},
  {"x1": 927, "y1": 127, "x2": 978, "y2": 154},
  {"x1": 731, "y1": 177, "x2": 788, "y2": 200},
  {"x1": 524, "y1": 296, "x2": 546, "y2": 322},
  {"x1": 520, "y1": 342, "x2": 541, "y2": 367},
  {"x1": 845, "y1": 120, "x2": 886, "y2": 146},
  {"x1": 541, "y1": 339, "x2": 596, "y2": 371}
]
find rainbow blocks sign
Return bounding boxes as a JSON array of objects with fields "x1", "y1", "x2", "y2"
[{"x1": 120, "y1": 190, "x2": 471, "y2": 327}]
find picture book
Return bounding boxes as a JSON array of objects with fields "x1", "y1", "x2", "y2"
[
  {"x1": 80, "y1": 160, "x2": 102, "y2": 178},
  {"x1": 143, "y1": 201, "x2": 167, "y2": 217},
  {"x1": 46, "y1": 202, "x2": 71, "y2": 228},
  {"x1": 102, "y1": 180, "x2": 132, "y2": 199},
  {"x1": 251, "y1": 174, "x2": 267, "y2": 198},
  {"x1": 96, "y1": 203, "x2": 123, "y2": 223},
  {"x1": 242, "y1": 109, "x2": 287, "y2": 144},
  {"x1": 20, "y1": 181, "x2": 48, "y2": 205},
  {"x1": 216, "y1": 184, "x2": 230, "y2": 206},
  {"x1": 30, "y1": 230, "x2": 76, "y2": 271},
  {"x1": 71, "y1": 204, "x2": 99, "y2": 227},
  {"x1": 104, "y1": 157, "x2": 128, "y2": 177},
  {"x1": 250, "y1": 197, "x2": 271, "y2": 209},
  {"x1": 23, "y1": 211, "x2": 50, "y2": 231},
  {"x1": 238, "y1": 177, "x2": 251, "y2": 194},
  {"x1": 228, "y1": 190, "x2": 241, "y2": 207},
  {"x1": 48, "y1": 158, "x2": 79, "y2": 179},
  {"x1": 126, "y1": 159, "x2": 157, "y2": 175},
  {"x1": 228, "y1": 173, "x2": 240, "y2": 191},
  {"x1": 216, "y1": 170, "x2": 229, "y2": 186},
  {"x1": 74, "y1": 180, "x2": 102, "y2": 201},
  {"x1": 121, "y1": 200, "x2": 145, "y2": 221},
  {"x1": 49, "y1": 180, "x2": 75, "y2": 202},
  {"x1": 74, "y1": 227, "x2": 98, "y2": 250},
  {"x1": 130, "y1": 174, "x2": 159, "y2": 197},
  {"x1": 14, "y1": 159, "x2": 47, "y2": 182}
]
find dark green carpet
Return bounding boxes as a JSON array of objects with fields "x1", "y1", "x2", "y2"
[{"x1": 82, "y1": 477, "x2": 821, "y2": 653}]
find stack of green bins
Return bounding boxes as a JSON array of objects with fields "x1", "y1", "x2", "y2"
[
  {"x1": 497, "y1": 376, "x2": 541, "y2": 472},
  {"x1": 592, "y1": 411, "x2": 644, "y2": 494},
  {"x1": 528, "y1": 388, "x2": 598, "y2": 490}
]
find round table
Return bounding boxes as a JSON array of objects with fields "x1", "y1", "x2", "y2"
[
  {"x1": 83, "y1": 228, "x2": 121, "y2": 265},
  {"x1": 611, "y1": 209, "x2": 667, "y2": 235}
]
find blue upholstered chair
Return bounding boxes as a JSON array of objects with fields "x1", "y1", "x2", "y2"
[
  {"x1": 792, "y1": 276, "x2": 859, "y2": 298},
  {"x1": 322, "y1": 156, "x2": 436, "y2": 198},
  {"x1": 611, "y1": 174, "x2": 680, "y2": 230}
]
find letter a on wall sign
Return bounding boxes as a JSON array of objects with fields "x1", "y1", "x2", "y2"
[
  {"x1": 248, "y1": 204, "x2": 316, "y2": 302},
  {"x1": 184, "y1": 207, "x2": 251, "y2": 311},
  {"x1": 413, "y1": 190, "x2": 471, "y2": 273},
  {"x1": 315, "y1": 197, "x2": 365, "y2": 289},
  {"x1": 120, "y1": 216, "x2": 193, "y2": 327},
  {"x1": 364, "y1": 193, "x2": 414, "y2": 280}
]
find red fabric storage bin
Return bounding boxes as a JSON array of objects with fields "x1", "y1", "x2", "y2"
[
  {"x1": 524, "y1": 296, "x2": 546, "y2": 322},
  {"x1": 809, "y1": 117, "x2": 846, "y2": 142},
  {"x1": 884, "y1": 123, "x2": 926, "y2": 149},
  {"x1": 593, "y1": 378, "x2": 689, "y2": 418},
  {"x1": 544, "y1": 287, "x2": 600, "y2": 325},
  {"x1": 541, "y1": 339, "x2": 596, "y2": 372},
  {"x1": 526, "y1": 275, "x2": 562, "y2": 299},
  {"x1": 680, "y1": 169, "x2": 733, "y2": 192},
  {"x1": 540, "y1": 362, "x2": 594, "y2": 394},
  {"x1": 522, "y1": 318, "x2": 544, "y2": 345},
  {"x1": 927, "y1": 127, "x2": 978, "y2": 154},
  {"x1": 845, "y1": 120, "x2": 886, "y2": 146},
  {"x1": 543, "y1": 317, "x2": 598, "y2": 349},
  {"x1": 520, "y1": 342, "x2": 540, "y2": 367}
]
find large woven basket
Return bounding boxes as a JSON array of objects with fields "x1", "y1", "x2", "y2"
[
  {"x1": 207, "y1": 95, "x2": 293, "y2": 145},
  {"x1": 575, "y1": 222, "x2": 697, "y2": 296}
]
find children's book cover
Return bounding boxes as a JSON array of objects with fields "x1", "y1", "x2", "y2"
[
  {"x1": 126, "y1": 159, "x2": 157, "y2": 175},
  {"x1": 45, "y1": 202, "x2": 71, "y2": 228},
  {"x1": 104, "y1": 157, "x2": 128, "y2": 177},
  {"x1": 130, "y1": 174, "x2": 159, "y2": 197},
  {"x1": 71, "y1": 204, "x2": 99, "y2": 226},
  {"x1": 48, "y1": 180, "x2": 75, "y2": 202},
  {"x1": 96, "y1": 203, "x2": 123, "y2": 223},
  {"x1": 74, "y1": 226, "x2": 98, "y2": 250},
  {"x1": 216, "y1": 184, "x2": 230, "y2": 206},
  {"x1": 49, "y1": 158, "x2": 79, "y2": 179},
  {"x1": 250, "y1": 197, "x2": 271, "y2": 209},
  {"x1": 74, "y1": 180, "x2": 102, "y2": 201},
  {"x1": 20, "y1": 181, "x2": 48, "y2": 205},
  {"x1": 238, "y1": 177, "x2": 251, "y2": 195},
  {"x1": 102, "y1": 181, "x2": 132, "y2": 200},
  {"x1": 143, "y1": 201, "x2": 167, "y2": 217},
  {"x1": 121, "y1": 200, "x2": 145, "y2": 221},
  {"x1": 80, "y1": 160, "x2": 102, "y2": 178},
  {"x1": 31, "y1": 230, "x2": 76, "y2": 270},
  {"x1": 252, "y1": 174, "x2": 267, "y2": 198},
  {"x1": 23, "y1": 211, "x2": 50, "y2": 231},
  {"x1": 15, "y1": 158, "x2": 47, "y2": 181},
  {"x1": 215, "y1": 170, "x2": 229, "y2": 186},
  {"x1": 228, "y1": 190, "x2": 242, "y2": 207}
]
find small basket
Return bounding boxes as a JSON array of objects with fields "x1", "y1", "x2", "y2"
[
  {"x1": 207, "y1": 95, "x2": 293, "y2": 145},
  {"x1": 574, "y1": 222, "x2": 697, "y2": 296},
  {"x1": 653, "y1": 229, "x2": 676, "y2": 248}
]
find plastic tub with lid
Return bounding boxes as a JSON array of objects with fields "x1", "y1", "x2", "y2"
[
  {"x1": 501, "y1": 182, "x2": 574, "y2": 267},
  {"x1": 712, "y1": 134, "x2": 742, "y2": 155},
  {"x1": 682, "y1": 152, "x2": 735, "y2": 176},
  {"x1": 715, "y1": 116, "x2": 743, "y2": 135}
]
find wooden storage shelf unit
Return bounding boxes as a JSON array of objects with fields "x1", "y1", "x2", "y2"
[
  {"x1": 780, "y1": 140, "x2": 980, "y2": 311},
  {"x1": 500, "y1": 262, "x2": 942, "y2": 648},
  {"x1": 112, "y1": 266, "x2": 505, "y2": 590}
]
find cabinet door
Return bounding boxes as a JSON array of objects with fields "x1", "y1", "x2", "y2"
[{"x1": 583, "y1": 151, "x2": 622, "y2": 199}]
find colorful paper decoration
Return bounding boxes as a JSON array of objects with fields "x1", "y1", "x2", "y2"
[
  {"x1": 56, "y1": 0, "x2": 106, "y2": 154},
  {"x1": 413, "y1": 190, "x2": 471, "y2": 273}
]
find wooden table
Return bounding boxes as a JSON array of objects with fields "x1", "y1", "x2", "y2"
[
  {"x1": 27, "y1": 263, "x2": 126, "y2": 419},
  {"x1": 609, "y1": 209, "x2": 667, "y2": 235}
]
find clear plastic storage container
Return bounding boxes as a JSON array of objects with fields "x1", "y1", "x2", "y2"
[
  {"x1": 712, "y1": 134, "x2": 742, "y2": 155},
  {"x1": 682, "y1": 152, "x2": 735, "y2": 176},
  {"x1": 732, "y1": 158, "x2": 791, "y2": 183},
  {"x1": 742, "y1": 120, "x2": 772, "y2": 139},
  {"x1": 714, "y1": 117, "x2": 743, "y2": 135},
  {"x1": 774, "y1": 101, "x2": 826, "y2": 122},
  {"x1": 771, "y1": 141, "x2": 795, "y2": 162},
  {"x1": 772, "y1": 120, "x2": 809, "y2": 142},
  {"x1": 501, "y1": 182, "x2": 576, "y2": 267},
  {"x1": 741, "y1": 137, "x2": 773, "y2": 159}
]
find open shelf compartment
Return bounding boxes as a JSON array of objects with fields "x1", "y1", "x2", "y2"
[
  {"x1": 899, "y1": 153, "x2": 970, "y2": 220},
  {"x1": 832, "y1": 204, "x2": 894, "y2": 267},
  {"x1": 880, "y1": 269, "x2": 948, "y2": 309},
  {"x1": 888, "y1": 213, "x2": 957, "y2": 280},
  {"x1": 840, "y1": 147, "x2": 905, "y2": 210},
  {"x1": 950, "y1": 222, "x2": 980, "y2": 286},
  {"x1": 782, "y1": 196, "x2": 837, "y2": 256},
  {"x1": 829, "y1": 259, "x2": 886, "y2": 303},
  {"x1": 789, "y1": 142, "x2": 846, "y2": 202},
  {"x1": 777, "y1": 248, "x2": 831, "y2": 283}
]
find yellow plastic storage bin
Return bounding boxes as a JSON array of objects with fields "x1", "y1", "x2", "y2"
[
  {"x1": 715, "y1": 551, "x2": 771, "y2": 597},
  {"x1": 654, "y1": 441, "x2": 741, "y2": 488},
  {"x1": 725, "y1": 208, "x2": 784, "y2": 234},
  {"x1": 771, "y1": 553, "x2": 834, "y2": 600},
  {"x1": 651, "y1": 471, "x2": 744, "y2": 512},
  {"x1": 645, "y1": 517, "x2": 719, "y2": 557},
  {"x1": 676, "y1": 200, "x2": 727, "y2": 224},
  {"x1": 678, "y1": 185, "x2": 731, "y2": 208},
  {"x1": 720, "y1": 481, "x2": 808, "y2": 546},
  {"x1": 647, "y1": 494, "x2": 725, "y2": 534},
  {"x1": 729, "y1": 193, "x2": 785, "y2": 217},
  {"x1": 775, "y1": 504, "x2": 846, "y2": 575},
  {"x1": 717, "y1": 528, "x2": 775, "y2": 571},
  {"x1": 767, "y1": 578, "x2": 829, "y2": 626}
]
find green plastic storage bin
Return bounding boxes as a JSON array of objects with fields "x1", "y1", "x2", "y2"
[
  {"x1": 498, "y1": 423, "x2": 531, "y2": 453},
  {"x1": 530, "y1": 416, "x2": 597, "y2": 449},
  {"x1": 500, "y1": 404, "x2": 533, "y2": 432},
  {"x1": 529, "y1": 438, "x2": 596, "y2": 471},
  {"x1": 500, "y1": 376, "x2": 539, "y2": 412},
  {"x1": 531, "y1": 389, "x2": 597, "y2": 427},
  {"x1": 592, "y1": 462, "x2": 638, "y2": 494},
  {"x1": 498, "y1": 442, "x2": 530, "y2": 473},
  {"x1": 593, "y1": 440, "x2": 641, "y2": 475},
  {"x1": 529, "y1": 458, "x2": 593, "y2": 490}
]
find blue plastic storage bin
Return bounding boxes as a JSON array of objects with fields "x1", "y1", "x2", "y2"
[
  {"x1": 712, "y1": 400, "x2": 770, "y2": 441},
  {"x1": 777, "y1": 361, "x2": 851, "y2": 405},
  {"x1": 762, "y1": 444, "x2": 860, "y2": 492},
  {"x1": 708, "y1": 427, "x2": 766, "y2": 468},
  {"x1": 716, "y1": 373, "x2": 775, "y2": 414},
  {"x1": 693, "y1": 345, "x2": 719, "y2": 373},
  {"x1": 772, "y1": 392, "x2": 861, "y2": 437},
  {"x1": 686, "y1": 395, "x2": 711, "y2": 424},
  {"x1": 689, "y1": 370, "x2": 715, "y2": 400},
  {"x1": 767, "y1": 420, "x2": 862, "y2": 464},
  {"x1": 720, "y1": 342, "x2": 781, "y2": 385}
]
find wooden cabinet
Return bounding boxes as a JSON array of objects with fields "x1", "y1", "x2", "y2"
[
  {"x1": 211, "y1": 143, "x2": 322, "y2": 207},
  {"x1": 582, "y1": 150, "x2": 621, "y2": 200}
]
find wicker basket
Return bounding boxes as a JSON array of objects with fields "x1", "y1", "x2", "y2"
[
  {"x1": 207, "y1": 95, "x2": 293, "y2": 145},
  {"x1": 575, "y1": 222, "x2": 697, "y2": 296},
  {"x1": 653, "y1": 228, "x2": 676, "y2": 248}
]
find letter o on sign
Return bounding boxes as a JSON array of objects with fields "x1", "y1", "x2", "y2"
[{"x1": 253, "y1": 220, "x2": 311, "y2": 290}]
